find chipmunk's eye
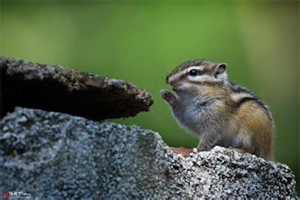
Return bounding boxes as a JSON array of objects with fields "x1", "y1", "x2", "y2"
[
  {"x1": 188, "y1": 69, "x2": 199, "y2": 76},
  {"x1": 188, "y1": 69, "x2": 205, "y2": 76}
]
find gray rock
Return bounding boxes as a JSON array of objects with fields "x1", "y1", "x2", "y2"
[
  {"x1": 0, "y1": 107, "x2": 296, "y2": 199},
  {"x1": 0, "y1": 56, "x2": 153, "y2": 120}
]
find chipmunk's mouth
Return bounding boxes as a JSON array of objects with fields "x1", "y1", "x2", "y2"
[
  {"x1": 171, "y1": 84, "x2": 184, "y2": 94},
  {"x1": 171, "y1": 88, "x2": 184, "y2": 96},
  {"x1": 172, "y1": 87, "x2": 179, "y2": 92}
]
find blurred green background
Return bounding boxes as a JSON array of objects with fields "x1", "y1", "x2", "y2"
[{"x1": 0, "y1": 0, "x2": 299, "y2": 194}]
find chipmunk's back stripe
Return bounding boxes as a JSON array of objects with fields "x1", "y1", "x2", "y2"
[
  {"x1": 235, "y1": 96, "x2": 272, "y2": 120},
  {"x1": 228, "y1": 82, "x2": 255, "y2": 96},
  {"x1": 228, "y1": 82, "x2": 272, "y2": 120}
]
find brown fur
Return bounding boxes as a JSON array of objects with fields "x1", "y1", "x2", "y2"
[{"x1": 236, "y1": 101, "x2": 274, "y2": 160}]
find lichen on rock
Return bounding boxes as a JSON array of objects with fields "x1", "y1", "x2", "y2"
[{"x1": 0, "y1": 107, "x2": 296, "y2": 199}]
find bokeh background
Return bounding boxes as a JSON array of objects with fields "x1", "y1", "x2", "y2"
[{"x1": 0, "y1": 0, "x2": 299, "y2": 194}]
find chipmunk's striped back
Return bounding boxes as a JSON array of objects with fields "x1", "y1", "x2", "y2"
[{"x1": 228, "y1": 81, "x2": 273, "y2": 121}]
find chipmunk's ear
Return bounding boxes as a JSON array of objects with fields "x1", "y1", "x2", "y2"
[{"x1": 214, "y1": 63, "x2": 227, "y2": 79}]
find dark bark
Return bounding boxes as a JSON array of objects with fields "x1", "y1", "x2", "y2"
[{"x1": 0, "y1": 56, "x2": 153, "y2": 120}]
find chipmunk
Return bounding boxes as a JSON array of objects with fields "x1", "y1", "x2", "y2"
[{"x1": 160, "y1": 59, "x2": 274, "y2": 160}]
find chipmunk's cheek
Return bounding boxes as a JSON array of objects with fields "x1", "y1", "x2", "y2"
[{"x1": 172, "y1": 83, "x2": 187, "y2": 93}]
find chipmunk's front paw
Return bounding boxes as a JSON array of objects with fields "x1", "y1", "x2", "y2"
[{"x1": 160, "y1": 89, "x2": 177, "y2": 106}]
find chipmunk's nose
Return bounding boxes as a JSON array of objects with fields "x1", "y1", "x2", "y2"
[
  {"x1": 165, "y1": 75, "x2": 170, "y2": 84},
  {"x1": 166, "y1": 74, "x2": 175, "y2": 84}
]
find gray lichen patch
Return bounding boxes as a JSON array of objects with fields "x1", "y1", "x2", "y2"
[
  {"x1": 0, "y1": 56, "x2": 153, "y2": 120},
  {"x1": 0, "y1": 107, "x2": 297, "y2": 199}
]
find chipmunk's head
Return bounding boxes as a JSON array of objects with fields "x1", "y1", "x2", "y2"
[{"x1": 166, "y1": 59, "x2": 228, "y2": 94}]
